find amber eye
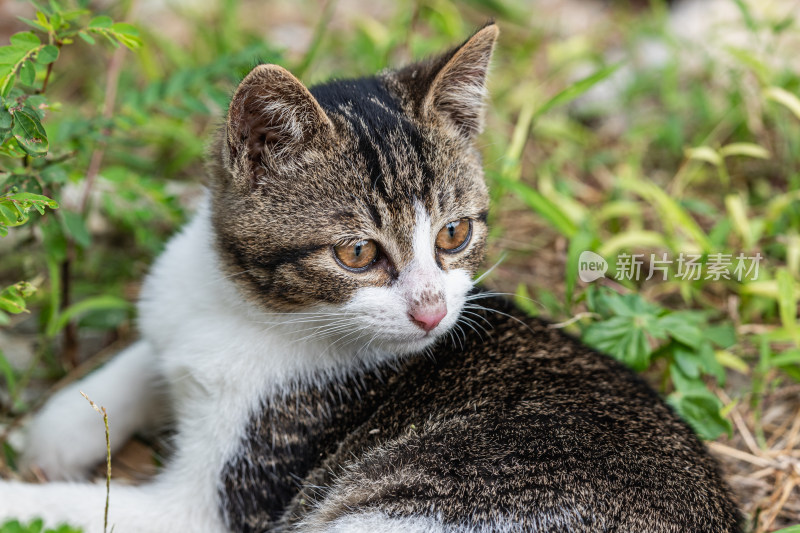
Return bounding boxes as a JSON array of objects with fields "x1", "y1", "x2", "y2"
[
  {"x1": 333, "y1": 239, "x2": 379, "y2": 271},
  {"x1": 436, "y1": 218, "x2": 472, "y2": 253}
]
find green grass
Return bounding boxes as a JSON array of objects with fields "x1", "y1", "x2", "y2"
[{"x1": 0, "y1": 0, "x2": 799, "y2": 530}]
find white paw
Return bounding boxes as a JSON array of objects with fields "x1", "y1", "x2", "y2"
[
  {"x1": 19, "y1": 384, "x2": 108, "y2": 481},
  {"x1": 19, "y1": 341, "x2": 163, "y2": 482}
]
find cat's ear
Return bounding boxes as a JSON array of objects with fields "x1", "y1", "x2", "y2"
[
  {"x1": 397, "y1": 23, "x2": 498, "y2": 140},
  {"x1": 225, "y1": 64, "x2": 333, "y2": 189}
]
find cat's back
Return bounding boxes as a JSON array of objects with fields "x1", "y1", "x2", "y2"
[{"x1": 286, "y1": 295, "x2": 741, "y2": 532}]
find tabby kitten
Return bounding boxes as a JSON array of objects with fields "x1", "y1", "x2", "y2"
[{"x1": 0, "y1": 24, "x2": 741, "y2": 532}]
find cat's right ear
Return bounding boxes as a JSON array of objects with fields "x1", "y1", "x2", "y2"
[
  {"x1": 224, "y1": 64, "x2": 333, "y2": 191},
  {"x1": 395, "y1": 23, "x2": 499, "y2": 141}
]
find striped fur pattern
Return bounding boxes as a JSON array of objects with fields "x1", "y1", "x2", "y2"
[
  {"x1": 222, "y1": 296, "x2": 741, "y2": 532},
  {"x1": 0, "y1": 24, "x2": 741, "y2": 533}
]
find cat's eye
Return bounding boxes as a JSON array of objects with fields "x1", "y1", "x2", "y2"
[
  {"x1": 436, "y1": 218, "x2": 472, "y2": 253},
  {"x1": 333, "y1": 239, "x2": 379, "y2": 271}
]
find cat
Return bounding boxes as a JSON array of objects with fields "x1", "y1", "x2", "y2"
[{"x1": 0, "y1": 23, "x2": 742, "y2": 533}]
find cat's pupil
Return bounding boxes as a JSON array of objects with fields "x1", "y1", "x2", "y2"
[
  {"x1": 354, "y1": 243, "x2": 362, "y2": 257},
  {"x1": 448, "y1": 223, "x2": 456, "y2": 238}
]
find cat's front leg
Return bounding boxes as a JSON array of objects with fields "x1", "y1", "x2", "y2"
[
  {"x1": 19, "y1": 340, "x2": 167, "y2": 480},
  {"x1": 1, "y1": 409, "x2": 231, "y2": 532},
  {"x1": 0, "y1": 355, "x2": 257, "y2": 533}
]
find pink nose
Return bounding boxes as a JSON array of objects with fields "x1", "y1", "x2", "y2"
[{"x1": 409, "y1": 305, "x2": 447, "y2": 332}]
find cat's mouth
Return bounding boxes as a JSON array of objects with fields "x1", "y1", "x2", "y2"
[{"x1": 376, "y1": 320, "x2": 454, "y2": 355}]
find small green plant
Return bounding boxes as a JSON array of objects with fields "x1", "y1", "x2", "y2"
[
  {"x1": 0, "y1": 520, "x2": 81, "y2": 533},
  {"x1": 0, "y1": 281, "x2": 37, "y2": 405},
  {"x1": 581, "y1": 286, "x2": 733, "y2": 439},
  {"x1": 0, "y1": 0, "x2": 142, "y2": 409}
]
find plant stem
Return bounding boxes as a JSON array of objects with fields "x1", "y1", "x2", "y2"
[
  {"x1": 60, "y1": 255, "x2": 78, "y2": 367},
  {"x1": 59, "y1": 41, "x2": 128, "y2": 368},
  {"x1": 79, "y1": 44, "x2": 126, "y2": 215},
  {"x1": 38, "y1": 60, "x2": 55, "y2": 95},
  {"x1": 80, "y1": 392, "x2": 111, "y2": 533}
]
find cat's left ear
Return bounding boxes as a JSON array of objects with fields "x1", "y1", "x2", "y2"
[
  {"x1": 397, "y1": 23, "x2": 499, "y2": 140},
  {"x1": 224, "y1": 64, "x2": 334, "y2": 191}
]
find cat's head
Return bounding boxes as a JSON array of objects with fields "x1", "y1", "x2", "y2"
[{"x1": 209, "y1": 24, "x2": 498, "y2": 356}]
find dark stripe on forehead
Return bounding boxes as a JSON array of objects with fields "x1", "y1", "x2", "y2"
[
  {"x1": 311, "y1": 77, "x2": 431, "y2": 203},
  {"x1": 366, "y1": 202, "x2": 383, "y2": 229}
]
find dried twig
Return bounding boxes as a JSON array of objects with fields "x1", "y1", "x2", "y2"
[
  {"x1": 547, "y1": 312, "x2": 600, "y2": 329},
  {"x1": 80, "y1": 391, "x2": 111, "y2": 533}
]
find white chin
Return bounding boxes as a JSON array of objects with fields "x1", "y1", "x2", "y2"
[{"x1": 376, "y1": 332, "x2": 446, "y2": 356}]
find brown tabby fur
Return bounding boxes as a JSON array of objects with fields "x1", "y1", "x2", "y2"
[{"x1": 211, "y1": 24, "x2": 742, "y2": 532}]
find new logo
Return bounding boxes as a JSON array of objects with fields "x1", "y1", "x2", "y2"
[{"x1": 578, "y1": 251, "x2": 607, "y2": 282}]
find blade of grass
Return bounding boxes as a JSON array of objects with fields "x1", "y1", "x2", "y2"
[
  {"x1": 533, "y1": 62, "x2": 621, "y2": 120},
  {"x1": 496, "y1": 175, "x2": 578, "y2": 238},
  {"x1": 619, "y1": 175, "x2": 712, "y2": 251}
]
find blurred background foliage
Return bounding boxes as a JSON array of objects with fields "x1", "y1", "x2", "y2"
[{"x1": 0, "y1": 0, "x2": 799, "y2": 530}]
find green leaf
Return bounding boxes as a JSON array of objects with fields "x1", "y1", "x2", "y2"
[
  {"x1": 0, "y1": 73, "x2": 15, "y2": 98},
  {"x1": 18, "y1": 16, "x2": 51, "y2": 33},
  {"x1": 0, "y1": 202, "x2": 20, "y2": 227},
  {"x1": 12, "y1": 107, "x2": 48, "y2": 156},
  {"x1": 41, "y1": 164, "x2": 68, "y2": 184},
  {"x1": 777, "y1": 268, "x2": 799, "y2": 343},
  {"x1": 60, "y1": 210, "x2": 91, "y2": 248},
  {"x1": 11, "y1": 192, "x2": 58, "y2": 214},
  {"x1": 0, "y1": 107, "x2": 12, "y2": 130},
  {"x1": 699, "y1": 342, "x2": 726, "y2": 385},
  {"x1": 669, "y1": 362, "x2": 706, "y2": 395},
  {"x1": 0, "y1": 350, "x2": 16, "y2": 407},
  {"x1": 78, "y1": 30, "x2": 96, "y2": 45},
  {"x1": 37, "y1": 44, "x2": 59, "y2": 64},
  {"x1": 726, "y1": 46, "x2": 770, "y2": 84},
  {"x1": 600, "y1": 291, "x2": 661, "y2": 319},
  {"x1": 619, "y1": 177, "x2": 712, "y2": 251},
  {"x1": 658, "y1": 313, "x2": 703, "y2": 349},
  {"x1": 565, "y1": 227, "x2": 594, "y2": 305},
  {"x1": 685, "y1": 146, "x2": 722, "y2": 166},
  {"x1": 583, "y1": 315, "x2": 652, "y2": 370},
  {"x1": 47, "y1": 295, "x2": 131, "y2": 337},
  {"x1": 495, "y1": 176, "x2": 578, "y2": 238},
  {"x1": 9, "y1": 32, "x2": 41, "y2": 48},
  {"x1": 88, "y1": 15, "x2": 113, "y2": 28},
  {"x1": 715, "y1": 349, "x2": 749, "y2": 375},
  {"x1": 772, "y1": 526, "x2": 800, "y2": 533},
  {"x1": 18, "y1": 60, "x2": 35, "y2": 86},
  {"x1": 596, "y1": 230, "x2": 668, "y2": 259},
  {"x1": 668, "y1": 391, "x2": 732, "y2": 440},
  {"x1": 0, "y1": 33, "x2": 43, "y2": 96},
  {"x1": 0, "y1": 281, "x2": 36, "y2": 314},
  {"x1": 111, "y1": 22, "x2": 139, "y2": 36},
  {"x1": 514, "y1": 283, "x2": 539, "y2": 317},
  {"x1": 0, "y1": 519, "x2": 81, "y2": 533},
  {"x1": 719, "y1": 142, "x2": 770, "y2": 159},
  {"x1": 533, "y1": 62, "x2": 621, "y2": 119},
  {"x1": 771, "y1": 348, "x2": 800, "y2": 367},
  {"x1": 765, "y1": 86, "x2": 800, "y2": 121},
  {"x1": 672, "y1": 343, "x2": 702, "y2": 379}
]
